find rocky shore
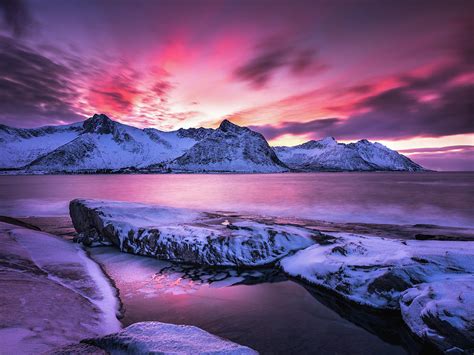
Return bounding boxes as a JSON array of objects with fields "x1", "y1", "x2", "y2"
[
  {"x1": 0, "y1": 220, "x2": 257, "y2": 354},
  {"x1": 1, "y1": 198, "x2": 472, "y2": 354},
  {"x1": 69, "y1": 199, "x2": 474, "y2": 354}
]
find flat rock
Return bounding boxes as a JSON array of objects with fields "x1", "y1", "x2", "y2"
[
  {"x1": 83, "y1": 321, "x2": 257, "y2": 354},
  {"x1": 0, "y1": 222, "x2": 121, "y2": 353},
  {"x1": 69, "y1": 199, "x2": 317, "y2": 267}
]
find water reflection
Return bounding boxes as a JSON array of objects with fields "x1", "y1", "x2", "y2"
[{"x1": 89, "y1": 247, "x2": 427, "y2": 354}]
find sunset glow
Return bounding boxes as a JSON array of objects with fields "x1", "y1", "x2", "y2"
[{"x1": 0, "y1": 0, "x2": 472, "y2": 170}]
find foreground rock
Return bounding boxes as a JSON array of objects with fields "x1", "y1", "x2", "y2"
[
  {"x1": 0, "y1": 222, "x2": 120, "y2": 353},
  {"x1": 77, "y1": 321, "x2": 257, "y2": 354},
  {"x1": 70, "y1": 199, "x2": 317, "y2": 267},
  {"x1": 401, "y1": 276, "x2": 474, "y2": 353},
  {"x1": 280, "y1": 233, "x2": 474, "y2": 352}
]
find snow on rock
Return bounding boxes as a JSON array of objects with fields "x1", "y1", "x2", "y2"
[
  {"x1": 0, "y1": 222, "x2": 121, "y2": 353},
  {"x1": 82, "y1": 321, "x2": 257, "y2": 354},
  {"x1": 280, "y1": 233, "x2": 474, "y2": 352},
  {"x1": 400, "y1": 276, "x2": 474, "y2": 353},
  {"x1": 280, "y1": 233, "x2": 473, "y2": 309},
  {"x1": 274, "y1": 137, "x2": 424, "y2": 171},
  {"x1": 69, "y1": 199, "x2": 317, "y2": 267}
]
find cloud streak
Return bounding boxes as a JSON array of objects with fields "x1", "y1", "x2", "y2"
[
  {"x1": 0, "y1": 36, "x2": 82, "y2": 126},
  {"x1": 234, "y1": 39, "x2": 327, "y2": 88}
]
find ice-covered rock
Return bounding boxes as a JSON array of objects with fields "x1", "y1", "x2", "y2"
[
  {"x1": 69, "y1": 199, "x2": 317, "y2": 267},
  {"x1": 82, "y1": 321, "x2": 257, "y2": 354},
  {"x1": 280, "y1": 233, "x2": 473, "y2": 309},
  {"x1": 400, "y1": 276, "x2": 474, "y2": 353},
  {"x1": 274, "y1": 137, "x2": 424, "y2": 171},
  {"x1": 280, "y1": 233, "x2": 474, "y2": 352},
  {"x1": 0, "y1": 222, "x2": 121, "y2": 353}
]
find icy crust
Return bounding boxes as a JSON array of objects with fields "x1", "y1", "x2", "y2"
[
  {"x1": 280, "y1": 233, "x2": 474, "y2": 351},
  {"x1": 83, "y1": 321, "x2": 257, "y2": 354},
  {"x1": 70, "y1": 199, "x2": 317, "y2": 267},
  {"x1": 400, "y1": 277, "x2": 474, "y2": 353},
  {"x1": 0, "y1": 222, "x2": 120, "y2": 353},
  {"x1": 280, "y1": 233, "x2": 473, "y2": 308}
]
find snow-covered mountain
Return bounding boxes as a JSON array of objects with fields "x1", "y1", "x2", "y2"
[
  {"x1": 0, "y1": 114, "x2": 424, "y2": 173},
  {"x1": 274, "y1": 137, "x2": 424, "y2": 171},
  {"x1": 169, "y1": 119, "x2": 288, "y2": 172},
  {"x1": 6, "y1": 114, "x2": 206, "y2": 172},
  {"x1": 0, "y1": 122, "x2": 83, "y2": 168}
]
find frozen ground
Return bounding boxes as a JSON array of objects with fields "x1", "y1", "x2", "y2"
[
  {"x1": 280, "y1": 233, "x2": 474, "y2": 352},
  {"x1": 70, "y1": 199, "x2": 317, "y2": 266},
  {"x1": 0, "y1": 222, "x2": 121, "y2": 353},
  {"x1": 82, "y1": 321, "x2": 257, "y2": 354}
]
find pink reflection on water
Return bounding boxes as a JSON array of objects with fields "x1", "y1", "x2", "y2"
[{"x1": 2, "y1": 173, "x2": 473, "y2": 227}]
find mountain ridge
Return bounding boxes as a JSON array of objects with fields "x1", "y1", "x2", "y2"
[{"x1": 0, "y1": 114, "x2": 425, "y2": 173}]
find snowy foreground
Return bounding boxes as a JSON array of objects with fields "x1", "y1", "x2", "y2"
[
  {"x1": 70, "y1": 199, "x2": 316, "y2": 266},
  {"x1": 69, "y1": 199, "x2": 474, "y2": 353},
  {"x1": 281, "y1": 233, "x2": 474, "y2": 352},
  {"x1": 0, "y1": 222, "x2": 120, "y2": 353},
  {"x1": 79, "y1": 322, "x2": 257, "y2": 354},
  {"x1": 0, "y1": 221, "x2": 257, "y2": 354}
]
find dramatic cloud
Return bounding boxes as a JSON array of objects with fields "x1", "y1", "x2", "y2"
[
  {"x1": 0, "y1": 0, "x2": 472, "y2": 168},
  {"x1": 234, "y1": 39, "x2": 327, "y2": 88},
  {"x1": 0, "y1": 36, "x2": 83, "y2": 126},
  {"x1": 250, "y1": 118, "x2": 339, "y2": 141}
]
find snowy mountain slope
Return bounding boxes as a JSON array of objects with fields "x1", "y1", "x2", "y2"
[
  {"x1": 274, "y1": 137, "x2": 424, "y2": 171},
  {"x1": 169, "y1": 119, "x2": 288, "y2": 172},
  {"x1": 0, "y1": 122, "x2": 83, "y2": 168},
  {"x1": 0, "y1": 113, "x2": 424, "y2": 173},
  {"x1": 24, "y1": 114, "x2": 204, "y2": 172}
]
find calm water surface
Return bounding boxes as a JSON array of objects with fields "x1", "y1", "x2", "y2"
[
  {"x1": 90, "y1": 247, "x2": 413, "y2": 355},
  {"x1": 1, "y1": 172, "x2": 473, "y2": 227},
  {"x1": 2, "y1": 172, "x2": 471, "y2": 354}
]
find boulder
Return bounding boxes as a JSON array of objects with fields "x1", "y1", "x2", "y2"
[{"x1": 70, "y1": 199, "x2": 317, "y2": 267}]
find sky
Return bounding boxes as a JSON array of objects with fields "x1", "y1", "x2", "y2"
[{"x1": 0, "y1": 0, "x2": 472, "y2": 170}]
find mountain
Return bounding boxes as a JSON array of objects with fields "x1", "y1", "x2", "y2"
[
  {"x1": 0, "y1": 122, "x2": 83, "y2": 169},
  {"x1": 2, "y1": 114, "x2": 206, "y2": 172},
  {"x1": 274, "y1": 137, "x2": 424, "y2": 171},
  {"x1": 0, "y1": 114, "x2": 424, "y2": 173},
  {"x1": 169, "y1": 120, "x2": 288, "y2": 172}
]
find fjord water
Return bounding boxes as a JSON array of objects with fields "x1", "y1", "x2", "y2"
[{"x1": 1, "y1": 172, "x2": 473, "y2": 227}]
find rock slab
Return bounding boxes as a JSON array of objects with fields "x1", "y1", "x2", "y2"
[{"x1": 70, "y1": 199, "x2": 317, "y2": 267}]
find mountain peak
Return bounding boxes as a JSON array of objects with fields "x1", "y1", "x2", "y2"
[
  {"x1": 83, "y1": 113, "x2": 117, "y2": 134},
  {"x1": 318, "y1": 136, "x2": 337, "y2": 145},
  {"x1": 218, "y1": 119, "x2": 245, "y2": 133},
  {"x1": 297, "y1": 137, "x2": 337, "y2": 149}
]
